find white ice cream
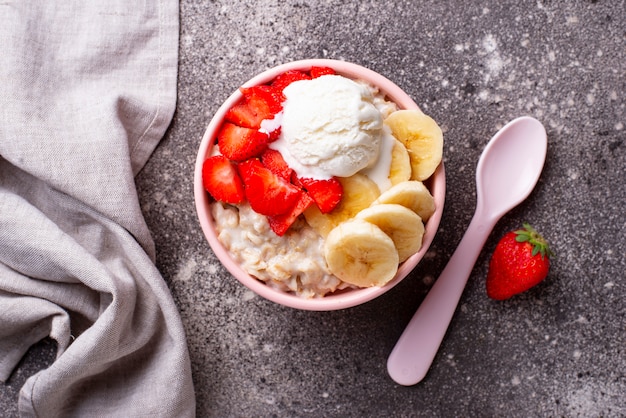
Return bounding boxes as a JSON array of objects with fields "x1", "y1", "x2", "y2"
[{"x1": 270, "y1": 75, "x2": 383, "y2": 179}]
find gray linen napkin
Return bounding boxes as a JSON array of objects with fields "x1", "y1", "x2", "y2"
[{"x1": 0, "y1": 1, "x2": 195, "y2": 416}]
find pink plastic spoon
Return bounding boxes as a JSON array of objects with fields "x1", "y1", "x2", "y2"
[{"x1": 387, "y1": 116, "x2": 547, "y2": 386}]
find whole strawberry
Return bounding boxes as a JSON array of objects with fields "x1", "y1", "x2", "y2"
[{"x1": 486, "y1": 223, "x2": 553, "y2": 300}]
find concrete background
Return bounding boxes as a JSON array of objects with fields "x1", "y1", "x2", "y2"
[{"x1": 3, "y1": 0, "x2": 625, "y2": 416}]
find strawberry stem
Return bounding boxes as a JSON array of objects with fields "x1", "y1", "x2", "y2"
[{"x1": 514, "y1": 223, "x2": 554, "y2": 260}]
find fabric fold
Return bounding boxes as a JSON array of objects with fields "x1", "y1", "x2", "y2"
[{"x1": 0, "y1": 1, "x2": 195, "y2": 416}]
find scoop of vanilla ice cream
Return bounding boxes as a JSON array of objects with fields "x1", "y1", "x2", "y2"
[{"x1": 270, "y1": 75, "x2": 383, "y2": 179}]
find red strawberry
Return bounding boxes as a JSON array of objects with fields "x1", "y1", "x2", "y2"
[
  {"x1": 224, "y1": 103, "x2": 260, "y2": 129},
  {"x1": 309, "y1": 66, "x2": 336, "y2": 78},
  {"x1": 218, "y1": 122, "x2": 269, "y2": 161},
  {"x1": 238, "y1": 159, "x2": 302, "y2": 216},
  {"x1": 261, "y1": 149, "x2": 293, "y2": 181},
  {"x1": 272, "y1": 70, "x2": 311, "y2": 92},
  {"x1": 225, "y1": 85, "x2": 283, "y2": 129},
  {"x1": 268, "y1": 192, "x2": 314, "y2": 236},
  {"x1": 299, "y1": 177, "x2": 343, "y2": 213},
  {"x1": 266, "y1": 126, "x2": 282, "y2": 142},
  {"x1": 242, "y1": 85, "x2": 283, "y2": 114},
  {"x1": 202, "y1": 155, "x2": 245, "y2": 204},
  {"x1": 486, "y1": 223, "x2": 554, "y2": 300}
]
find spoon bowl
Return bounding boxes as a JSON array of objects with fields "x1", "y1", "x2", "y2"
[
  {"x1": 476, "y1": 117, "x2": 548, "y2": 220},
  {"x1": 387, "y1": 116, "x2": 547, "y2": 386}
]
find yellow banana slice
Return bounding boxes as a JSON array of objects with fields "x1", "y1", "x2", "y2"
[
  {"x1": 373, "y1": 180, "x2": 436, "y2": 222},
  {"x1": 304, "y1": 173, "x2": 380, "y2": 238},
  {"x1": 388, "y1": 138, "x2": 412, "y2": 185},
  {"x1": 356, "y1": 203, "x2": 424, "y2": 263},
  {"x1": 384, "y1": 110, "x2": 443, "y2": 181},
  {"x1": 324, "y1": 219, "x2": 399, "y2": 287}
]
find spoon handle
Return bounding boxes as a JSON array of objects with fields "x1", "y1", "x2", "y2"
[{"x1": 387, "y1": 212, "x2": 496, "y2": 386}]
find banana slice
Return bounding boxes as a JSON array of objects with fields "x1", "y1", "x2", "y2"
[
  {"x1": 388, "y1": 138, "x2": 412, "y2": 185},
  {"x1": 304, "y1": 173, "x2": 380, "y2": 238},
  {"x1": 356, "y1": 203, "x2": 424, "y2": 263},
  {"x1": 324, "y1": 219, "x2": 399, "y2": 287},
  {"x1": 384, "y1": 110, "x2": 443, "y2": 181},
  {"x1": 373, "y1": 180, "x2": 436, "y2": 222}
]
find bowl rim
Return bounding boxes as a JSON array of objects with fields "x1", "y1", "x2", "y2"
[{"x1": 194, "y1": 58, "x2": 446, "y2": 311}]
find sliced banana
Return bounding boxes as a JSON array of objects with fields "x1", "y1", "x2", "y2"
[
  {"x1": 324, "y1": 219, "x2": 399, "y2": 287},
  {"x1": 356, "y1": 203, "x2": 424, "y2": 263},
  {"x1": 373, "y1": 180, "x2": 436, "y2": 222},
  {"x1": 388, "y1": 138, "x2": 412, "y2": 185},
  {"x1": 384, "y1": 110, "x2": 443, "y2": 181},
  {"x1": 304, "y1": 173, "x2": 380, "y2": 238}
]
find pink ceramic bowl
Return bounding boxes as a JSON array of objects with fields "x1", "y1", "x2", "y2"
[{"x1": 194, "y1": 59, "x2": 445, "y2": 311}]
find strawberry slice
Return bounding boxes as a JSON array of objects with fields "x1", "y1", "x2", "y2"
[
  {"x1": 261, "y1": 149, "x2": 293, "y2": 181},
  {"x1": 242, "y1": 85, "x2": 283, "y2": 114},
  {"x1": 272, "y1": 70, "x2": 311, "y2": 92},
  {"x1": 268, "y1": 192, "x2": 314, "y2": 236},
  {"x1": 224, "y1": 103, "x2": 260, "y2": 129},
  {"x1": 309, "y1": 66, "x2": 336, "y2": 78},
  {"x1": 266, "y1": 126, "x2": 281, "y2": 142},
  {"x1": 225, "y1": 85, "x2": 283, "y2": 129},
  {"x1": 238, "y1": 159, "x2": 302, "y2": 216},
  {"x1": 299, "y1": 177, "x2": 343, "y2": 213},
  {"x1": 202, "y1": 155, "x2": 245, "y2": 204},
  {"x1": 218, "y1": 122, "x2": 269, "y2": 162}
]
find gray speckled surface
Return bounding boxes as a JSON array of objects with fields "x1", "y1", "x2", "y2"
[{"x1": 3, "y1": 1, "x2": 625, "y2": 417}]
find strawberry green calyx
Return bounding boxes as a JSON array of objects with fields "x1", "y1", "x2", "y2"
[{"x1": 514, "y1": 223, "x2": 554, "y2": 259}]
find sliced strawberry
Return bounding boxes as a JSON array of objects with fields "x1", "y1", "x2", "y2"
[
  {"x1": 202, "y1": 155, "x2": 245, "y2": 204},
  {"x1": 242, "y1": 85, "x2": 284, "y2": 114},
  {"x1": 309, "y1": 66, "x2": 336, "y2": 78},
  {"x1": 261, "y1": 149, "x2": 293, "y2": 181},
  {"x1": 238, "y1": 159, "x2": 302, "y2": 216},
  {"x1": 266, "y1": 126, "x2": 281, "y2": 142},
  {"x1": 290, "y1": 171, "x2": 303, "y2": 188},
  {"x1": 300, "y1": 177, "x2": 343, "y2": 214},
  {"x1": 218, "y1": 122, "x2": 269, "y2": 161},
  {"x1": 272, "y1": 70, "x2": 311, "y2": 92},
  {"x1": 224, "y1": 103, "x2": 260, "y2": 129},
  {"x1": 225, "y1": 85, "x2": 283, "y2": 129},
  {"x1": 268, "y1": 192, "x2": 314, "y2": 236}
]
